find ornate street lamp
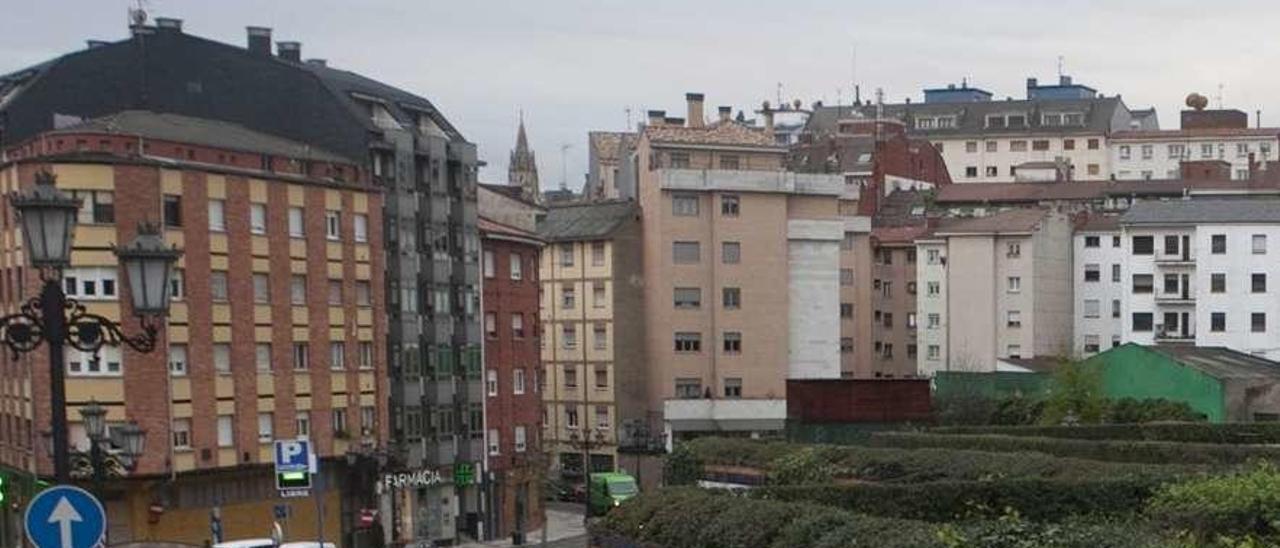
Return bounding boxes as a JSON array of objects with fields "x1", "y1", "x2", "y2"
[
  {"x1": 80, "y1": 400, "x2": 107, "y2": 441},
  {"x1": 1, "y1": 170, "x2": 179, "y2": 483},
  {"x1": 118, "y1": 421, "x2": 146, "y2": 468}
]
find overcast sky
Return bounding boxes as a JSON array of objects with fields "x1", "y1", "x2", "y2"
[{"x1": 5, "y1": 0, "x2": 1280, "y2": 189}]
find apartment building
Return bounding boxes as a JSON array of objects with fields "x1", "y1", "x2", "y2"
[
  {"x1": 479, "y1": 185, "x2": 545, "y2": 539},
  {"x1": 916, "y1": 208, "x2": 1074, "y2": 375},
  {"x1": 538, "y1": 201, "x2": 641, "y2": 481},
  {"x1": 0, "y1": 19, "x2": 480, "y2": 544},
  {"x1": 624, "y1": 93, "x2": 847, "y2": 442},
  {"x1": 1073, "y1": 215, "x2": 1127, "y2": 358},
  {"x1": 1110, "y1": 108, "x2": 1279, "y2": 181},
  {"x1": 809, "y1": 76, "x2": 1156, "y2": 183},
  {"x1": 0, "y1": 111, "x2": 382, "y2": 545},
  {"x1": 1118, "y1": 200, "x2": 1280, "y2": 360}
]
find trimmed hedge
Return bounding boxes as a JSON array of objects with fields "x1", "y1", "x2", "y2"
[
  {"x1": 680, "y1": 437, "x2": 1201, "y2": 484},
  {"x1": 1147, "y1": 462, "x2": 1280, "y2": 540},
  {"x1": 868, "y1": 432, "x2": 1280, "y2": 465},
  {"x1": 755, "y1": 477, "x2": 1163, "y2": 522},
  {"x1": 930, "y1": 422, "x2": 1280, "y2": 444}
]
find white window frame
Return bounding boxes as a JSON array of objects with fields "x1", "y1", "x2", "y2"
[
  {"x1": 213, "y1": 343, "x2": 231, "y2": 374},
  {"x1": 514, "y1": 425, "x2": 527, "y2": 453},
  {"x1": 288, "y1": 207, "x2": 305, "y2": 238},
  {"x1": 514, "y1": 369, "x2": 526, "y2": 395},
  {"x1": 250, "y1": 203, "x2": 267, "y2": 234},
  {"x1": 217, "y1": 415, "x2": 234, "y2": 447},
  {"x1": 168, "y1": 344, "x2": 188, "y2": 376},
  {"x1": 353, "y1": 213, "x2": 369, "y2": 243},
  {"x1": 208, "y1": 199, "x2": 226, "y2": 232},
  {"x1": 257, "y1": 413, "x2": 273, "y2": 443},
  {"x1": 325, "y1": 210, "x2": 341, "y2": 240}
]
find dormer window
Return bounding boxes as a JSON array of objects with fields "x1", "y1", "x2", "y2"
[
  {"x1": 936, "y1": 117, "x2": 956, "y2": 128},
  {"x1": 1063, "y1": 113, "x2": 1084, "y2": 126},
  {"x1": 1042, "y1": 113, "x2": 1061, "y2": 126},
  {"x1": 985, "y1": 115, "x2": 1006, "y2": 128},
  {"x1": 916, "y1": 117, "x2": 936, "y2": 129},
  {"x1": 1006, "y1": 114, "x2": 1026, "y2": 127}
]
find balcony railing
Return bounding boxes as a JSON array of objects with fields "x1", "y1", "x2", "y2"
[
  {"x1": 1155, "y1": 329, "x2": 1195, "y2": 343},
  {"x1": 1155, "y1": 291, "x2": 1195, "y2": 303}
]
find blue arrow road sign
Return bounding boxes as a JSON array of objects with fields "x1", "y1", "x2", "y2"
[
  {"x1": 24, "y1": 485, "x2": 106, "y2": 548},
  {"x1": 275, "y1": 439, "x2": 311, "y2": 473}
]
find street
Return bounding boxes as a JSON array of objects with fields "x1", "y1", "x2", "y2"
[{"x1": 456, "y1": 502, "x2": 587, "y2": 548}]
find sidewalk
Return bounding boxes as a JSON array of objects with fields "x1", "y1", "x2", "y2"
[{"x1": 456, "y1": 503, "x2": 586, "y2": 548}]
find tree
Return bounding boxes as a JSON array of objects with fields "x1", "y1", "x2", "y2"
[{"x1": 1040, "y1": 359, "x2": 1108, "y2": 425}]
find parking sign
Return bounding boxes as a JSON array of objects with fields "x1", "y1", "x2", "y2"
[{"x1": 274, "y1": 439, "x2": 310, "y2": 473}]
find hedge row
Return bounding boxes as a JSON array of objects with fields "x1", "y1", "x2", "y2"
[
  {"x1": 930, "y1": 422, "x2": 1280, "y2": 444},
  {"x1": 754, "y1": 477, "x2": 1164, "y2": 522},
  {"x1": 592, "y1": 487, "x2": 1164, "y2": 548},
  {"x1": 868, "y1": 432, "x2": 1280, "y2": 465},
  {"x1": 679, "y1": 437, "x2": 1201, "y2": 483}
]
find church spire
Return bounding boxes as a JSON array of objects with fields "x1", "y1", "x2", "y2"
[{"x1": 508, "y1": 113, "x2": 541, "y2": 203}]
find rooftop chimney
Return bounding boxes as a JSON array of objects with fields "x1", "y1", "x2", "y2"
[
  {"x1": 763, "y1": 109, "x2": 774, "y2": 132},
  {"x1": 305, "y1": 58, "x2": 328, "y2": 68},
  {"x1": 685, "y1": 93, "x2": 705, "y2": 128},
  {"x1": 717, "y1": 106, "x2": 732, "y2": 124},
  {"x1": 154, "y1": 17, "x2": 183, "y2": 32},
  {"x1": 277, "y1": 41, "x2": 301, "y2": 62},
  {"x1": 1060, "y1": 75, "x2": 1073, "y2": 86},
  {"x1": 647, "y1": 110, "x2": 666, "y2": 127},
  {"x1": 246, "y1": 27, "x2": 272, "y2": 55}
]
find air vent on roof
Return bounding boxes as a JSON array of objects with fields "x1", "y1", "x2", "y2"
[
  {"x1": 86, "y1": 40, "x2": 110, "y2": 49},
  {"x1": 155, "y1": 17, "x2": 183, "y2": 32},
  {"x1": 305, "y1": 58, "x2": 328, "y2": 67}
]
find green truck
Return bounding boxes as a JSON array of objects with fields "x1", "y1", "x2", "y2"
[{"x1": 588, "y1": 472, "x2": 639, "y2": 516}]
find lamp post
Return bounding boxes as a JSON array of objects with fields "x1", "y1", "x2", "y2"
[
  {"x1": 78, "y1": 400, "x2": 146, "y2": 493},
  {"x1": 566, "y1": 427, "x2": 609, "y2": 522},
  {"x1": 2, "y1": 171, "x2": 180, "y2": 483}
]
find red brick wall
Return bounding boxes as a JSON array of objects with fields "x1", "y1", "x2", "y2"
[
  {"x1": 786, "y1": 379, "x2": 932, "y2": 423},
  {"x1": 480, "y1": 235, "x2": 543, "y2": 472}
]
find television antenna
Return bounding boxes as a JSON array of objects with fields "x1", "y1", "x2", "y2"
[{"x1": 559, "y1": 143, "x2": 572, "y2": 191}]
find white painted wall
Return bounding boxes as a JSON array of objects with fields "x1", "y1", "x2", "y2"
[
  {"x1": 1110, "y1": 136, "x2": 1278, "y2": 181},
  {"x1": 1073, "y1": 230, "x2": 1126, "y2": 358},
  {"x1": 787, "y1": 220, "x2": 843, "y2": 379},
  {"x1": 916, "y1": 240, "x2": 948, "y2": 376},
  {"x1": 934, "y1": 134, "x2": 1111, "y2": 183}
]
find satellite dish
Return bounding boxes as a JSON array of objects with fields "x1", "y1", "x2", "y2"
[
  {"x1": 1186, "y1": 93, "x2": 1208, "y2": 111},
  {"x1": 129, "y1": 8, "x2": 148, "y2": 26}
]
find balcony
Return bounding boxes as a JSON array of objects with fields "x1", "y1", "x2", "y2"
[
  {"x1": 663, "y1": 398, "x2": 786, "y2": 433},
  {"x1": 1155, "y1": 330, "x2": 1195, "y2": 343},
  {"x1": 1154, "y1": 291, "x2": 1195, "y2": 304},
  {"x1": 1154, "y1": 252, "x2": 1194, "y2": 266},
  {"x1": 658, "y1": 169, "x2": 844, "y2": 196}
]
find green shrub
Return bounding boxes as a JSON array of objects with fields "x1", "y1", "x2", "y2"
[
  {"x1": 1108, "y1": 397, "x2": 1206, "y2": 423},
  {"x1": 938, "y1": 510, "x2": 1164, "y2": 548},
  {"x1": 931, "y1": 422, "x2": 1280, "y2": 444},
  {"x1": 1147, "y1": 462, "x2": 1280, "y2": 540},
  {"x1": 756, "y1": 477, "x2": 1164, "y2": 522},
  {"x1": 870, "y1": 432, "x2": 1280, "y2": 465},
  {"x1": 662, "y1": 443, "x2": 703, "y2": 486},
  {"x1": 1041, "y1": 360, "x2": 1109, "y2": 425},
  {"x1": 765, "y1": 446, "x2": 839, "y2": 485}
]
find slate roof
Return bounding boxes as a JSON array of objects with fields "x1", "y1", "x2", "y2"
[
  {"x1": 538, "y1": 200, "x2": 637, "y2": 241},
  {"x1": 645, "y1": 122, "x2": 779, "y2": 148},
  {"x1": 933, "y1": 208, "x2": 1048, "y2": 235},
  {"x1": 478, "y1": 216, "x2": 542, "y2": 242},
  {"x1": 1113, "y1": 128, "x2": 1280, "y2": 140},
  {"x1": 1146, "y1": 345, "x2": 1280, "y2": 380},
  {"x1": 934, "y1": 179, "x2": 1280, "y2": 205},
  {"x1": 51, "y1": 110, "x2": 352, "y2": 163},
  {"x1": 806, "y1": 96, "x2": 1131, "y2": 138},
  {"x1": 1076, "y1": 214, "x2": 1122, "y2": 232},
  {"x1": 1120, "y1": 199, "x2": 1280, "y2": 225}
]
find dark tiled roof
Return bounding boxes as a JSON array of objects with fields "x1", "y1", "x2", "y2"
[
  {"x1": 872, "y1": 225, "x2": 930, "y2": 244},
  {"x1": 538, "y1": 200, "x2": 637, "y2": 241},
  {"x1": 1146, "y1": 345, "x2": 1280, "y2": 380},
  {"x1": 479, "y1": 216, "x2": 542, "y2": 242},
  {"x1": 934, "y1": 179, "x2": 1280, "y2": 205},
  {"x1": 806, "y1": 96, "x2": 1129, "y2": 138},
  {"x1": 1076, "y1": 214, "x2": 1122, "y2": 232},
  {"x1": 52, "y1": 110, "x2": 352, "y2": 163},
  {"x1": 1120, "y1": 199, "x2": 1280, "y2": 224},
  {"x1": 1113, "y1": 128, "x2": 1280, "y2": 140},
  {"x1": 934, "y1": 208, "x2": 1048, "y2": 234}
]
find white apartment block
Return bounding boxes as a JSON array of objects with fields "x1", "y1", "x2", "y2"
[
  {"x1": 916, "y1": 208, "x2": 1074, "y2": 375},
  {"x1": 1073, "y1": 217, "x2": 1127, "y2": 358},
  {"x1": 1110, "y1": 130, "x2": 1278, "y2": 181},
  {"x1": 1118, "y1": 200, "x2": 1280, "y2": 360}
]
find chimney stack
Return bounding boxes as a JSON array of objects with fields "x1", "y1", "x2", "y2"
[
  {"x1": 246, "y1": 27, "x2": 272, "y2": 55},
  {"x1": 277, "y1": 41, "x2": 301, "y2": 62},
  {"x1": 685, "y1": 93, "x2": 705, "y2": 128},
  {"x1": 155, "y1": 17, "x2": 183, "y2": 32},
  {"x1": 763, "y1": 109, "x2": 775, "y2": 132},
  {"x1": 647, "y1": 110, "x2": 666, "y2": 127},
  {"x1": 1060, "y1": 75, "x2": 1073, "y2": 86},
  {"x1": 718, "y1": 106, "x2": 732, "y2": 124},
  {"x1": 1026, "y1": 77, "x2": 1038, "y2": 91}
]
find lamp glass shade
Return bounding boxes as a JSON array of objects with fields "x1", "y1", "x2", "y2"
[
  {"x1": 11, "y1": 172, "x2": 80, "y2": 269},
  {"x1": 79, "y1": 400, "x2": 107, "y2": 441},
  {"x1": 115, "y1": 224, "x2": 182, "y2": 316},
  {"x1": 119, "y1": 421, "x2": 146, "y2": 459}
]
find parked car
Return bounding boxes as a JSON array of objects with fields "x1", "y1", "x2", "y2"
[{"x1": 588, "y1": 472, "x2": 639, "y2": 516}]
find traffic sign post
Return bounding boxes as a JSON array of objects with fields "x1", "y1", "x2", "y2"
[
  {"x1": 275, "y1": 439, "x2": 312, "y2": 494},
  {"x1": 24, "y1": 485, "x2": 106, "y2": 548}
]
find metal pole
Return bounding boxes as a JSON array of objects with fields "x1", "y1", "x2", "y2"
[
  {"x1": 316, "y1": 463, "x2": 325, "y2": 546},
  {"x1": 44, "y1": 278, "x2": 70, "y2": 484}
]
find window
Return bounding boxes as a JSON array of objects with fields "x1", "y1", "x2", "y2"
[
  {"x1": 1007, "y1": 345, "x2": 1022, "y2": 359},
  {"x1": 562, "y1": 325, "x2": 577, "y2": 349},
  {"x1": 593, "y1": 281, "x2": 606, "y2": 308},
  {"x1": 1254, "y1": 234, "x2": 1267, "y2": 255},
  {"x1": 594, "y1": 405, "x2": 610, "y2": 429},
  {"x1": 325, "y1": 210, "x2": 340, "y2": 240},
  {"x1": 1132, "y1": 274, "x2": 1154, "y2": 294},
  {"x1": 675, "y1": 378, "x2": 702, "y2": 399},
  {"x1": 669, "y1": 152, "x2": 690, "y2": 168},
  {"x1": 840, "y1": 337, "x2": 853, "y2": 353},
  {"x1": 1084, "y1": 335, "x2": 1100, "y2": 353},
  {"x1": 212, "y1": 343, "x2": 231, "y2": 374},
  {"x1": 1132, "y1": 236, "x2": 1154, "y2": 255},
  {"x1": 1252, "y1": 312, "x2": 1268, "y2": 333},
  {"x1": 295, "y1": 412, "x2": 311, "y2": 439},
  {"x1": 559, "y1": 243, "x2": 575, "y2": 266},
  {"x1": 1212, "y1": 273, "x2": 1226, "y2": 293},
  {"x1": 1113, "y1": 236, "x2": 1121, "y2": 248},
  {"x1": 1007, "y1": 310, "x2": 1022, "y2": 328},
  {"x1": 514, "y1": 425, "x2": 527, "y2": 453},
  {"x1": 674, "y1": 332, "x2": 701, "y2": 353},
  {"x1": 723, "y1": 332, "x2": 742, "y2": 354},
  {"x1": 163, "y1": 195, "x2": 182, "y2": 227},
  {"x1": 591, "y1": 242, "x2": 605, "y2": 266},
  {"x1": 1084, "y1": 236, "x2": 1100, "y2": 248},
  {"x1": 1009, "y1": 140, "x2": 1027, "y2": 152},
  {"x1": 840, "y1": 269, "x2": 854, "y2": 286},
  {"x1": 593, "y1": 323, "x2": 607, "y2": 350},
  {"x1": 252, "y1": 273, "x2": 270, "y2": 303},
  {"x1": 293, "y1": 343, "x2": 309, "y2": 370},
  {"x1": 217, "y1": 416, "x2": 234, "y2": 447},
  {"x1": 1087, "y1": 164, "x2": 1100, "y2": 176},
  {"x1": 1211, "y1": 312, "x2": 1226, "y2": 332},
  {"x1": 486, "y1": 369, "x2": 498, "y2": 396},
  {"x1": 565, "y1": 407, "x2": 580, "y2": 428},
  {"x1": 66, "y1": 347, "x2": 122, "y2": 376},
  {"x1": 512, "y1": 313, "x2": 525, "y2": 338},
  {"x1": 721, "y1": 195, "x2": 740, "y2": 216},
  {"x1": 62, "y1": 268, "x2": 118, "y2": 300},
  {"x1": 168, "y1": 344, "x2": 187, "y2": 376},
  {"x1": 562, "y1": 364, "x2": 579, "y2": 389},
  {"x1": 507, "y1": 253, "x2": 525, "y2": 281},
  {"x1": 484, "y1": 313, "x2": 498, "y2": 338},
  {"x1": 673, "y1": 241, "x2": 700, "y2": 264},
  {"x1": 966, "y1": 141, "x2": 978, "y2": 153},
  {"x1": 286, "y1": 275, "x2": 306, "y2": 305},
  {"x1": 1063, "y1": 139, "x2": 1075, "y2": 150},
  {"x1": 1006, "y1": 243, "x2": 1021, "y2": 258},
  {"x1": 719, "y1": 155, "x2": 740, "y2": 170},
  {"x1": 722, "y1": 241, "x2": 741, "y2": 264},
  {"x1": 249, "y1": 203, "x2": 267, "y2": 234},
  {"x1": 927, "y1": 249, "x2": 941, "y2": 264},
  {"x1": 211, "y1": 271, "x2": 228, "y2": 301},
  {"x1": 672, "y1": 194, "x2": 699, "y2": 216},
  {"x1": 1088, "y1": 139, "x2": 1100, "y2": 150},
  {"x1": 1132, "y1": 312, "x2": 1154, "y2": 332},
  {"x1": 674, "y1": 287, "x2": 701, "y2": 309},
  {"x1": 985, "y1": 141, "x2": 998, "y2": 152},
  {"x1": 928, "y1": 313, "x2": 940, "y2": 329},
  {"x1": 171, "y1": 418, "x2": 192, "y2": 450},
  {"x1": 1084, "y1": 299, "x2": 1100, "y2": 318},
  {"x1": 170, "y1": 269, "x2": 185, "y2": 300},
  {"x1": 562, "y1": 284, "x2": 576, "y2": 308},
  {"x1": 1211, "y1": 234, "x2": 1226, "y2": 254},
  {"x1": 208, "y1": 199, "x2": 226, "y2": 231},
  {"x1": 1254, "y1": 273, "x2": 1268, "y2": 293},
  {"x1": 927, "y1": 345, "x2": 940, "y2": 360},
  {"x1": 1112, "y1": 299, "x2": 1121, "y2": 318},
  {"x1": 354, "y1": 214, "x2": 368, "y2": 242},
  {"x1": 332, "y1": 408, "x2": 348, "y2": 436},
  {"x1": 927, "y1": 282, "x2": 940, "y2": 296},
  {"x1": 1164, "y1": 273, "x2": 1180, "y2": 294},
  {"x1": 841, "y1": 303, "x2": 853, "y2": 318},
  {"x1": 350, "y1": 281, "x2": 368, "y2": 307},
  {"x1": 723, "y1": 287, "x2": 741, "y2": 309},
  {"x1": 965, "y1": 166, "x2": 978, "y2": 178},
  {"x1": 1084, "y1": 264, "x2": 1100, "y2": 282},
  {"x1": 1112, "y1": 264, "x2": 1121, "y2": 283},
  {"x1": 255, "y1": 343, "x2": 272, "y2": 372},
  {"x1": 257, "y1": 413, "x2": 273, "y2": 443},
  {"x1": 1168, "y1": 144, "x2": 1185, "y2": 159},
  {"x1": 288, "y1": 207, "x2": 305, "y2": 238},
  {"x1": 360, "y1": 406, "x2": 378, "y2": 436},
  {"x1": 483, "y1": 250, "x2": 495, "y2": 278},
  {"x1": 1032, "y1": 140, "x2": 1050, "y2": 151},
  {"x1": 717, "y1": 377, "x2": 743, "y2": 399},
  {"x1": 330, "y1": 342, "x2": 346, "y2": 370},
  {"x1": 327, "y1": 279, "x2": 343, "y2": 305},
  {"x1": 358, "y1": 342, "x2": 373, "y2": 369}
]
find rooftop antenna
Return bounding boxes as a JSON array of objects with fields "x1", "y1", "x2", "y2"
[
  {"x1": 559, "y1": 143, "x2": 572, "y2": 191},
  {"x1": 625, "y1": 107, "x2": 632, "y2": 129},
  {"x1": 1216, "y1": 83, "x2": 1224, "y2": 109},
  {"x1": 836, "y1": 87, "x2": 843, "y2": 107},
  {"x1": 1057, "y1": 55, "x2": 1064, "y2": 77},
  {"x1": 129, "y1": 0, "x2": 148, "y2": 26},
  {"x1": 776, "y1": 82, "x2": 783, "y2": 110}
]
